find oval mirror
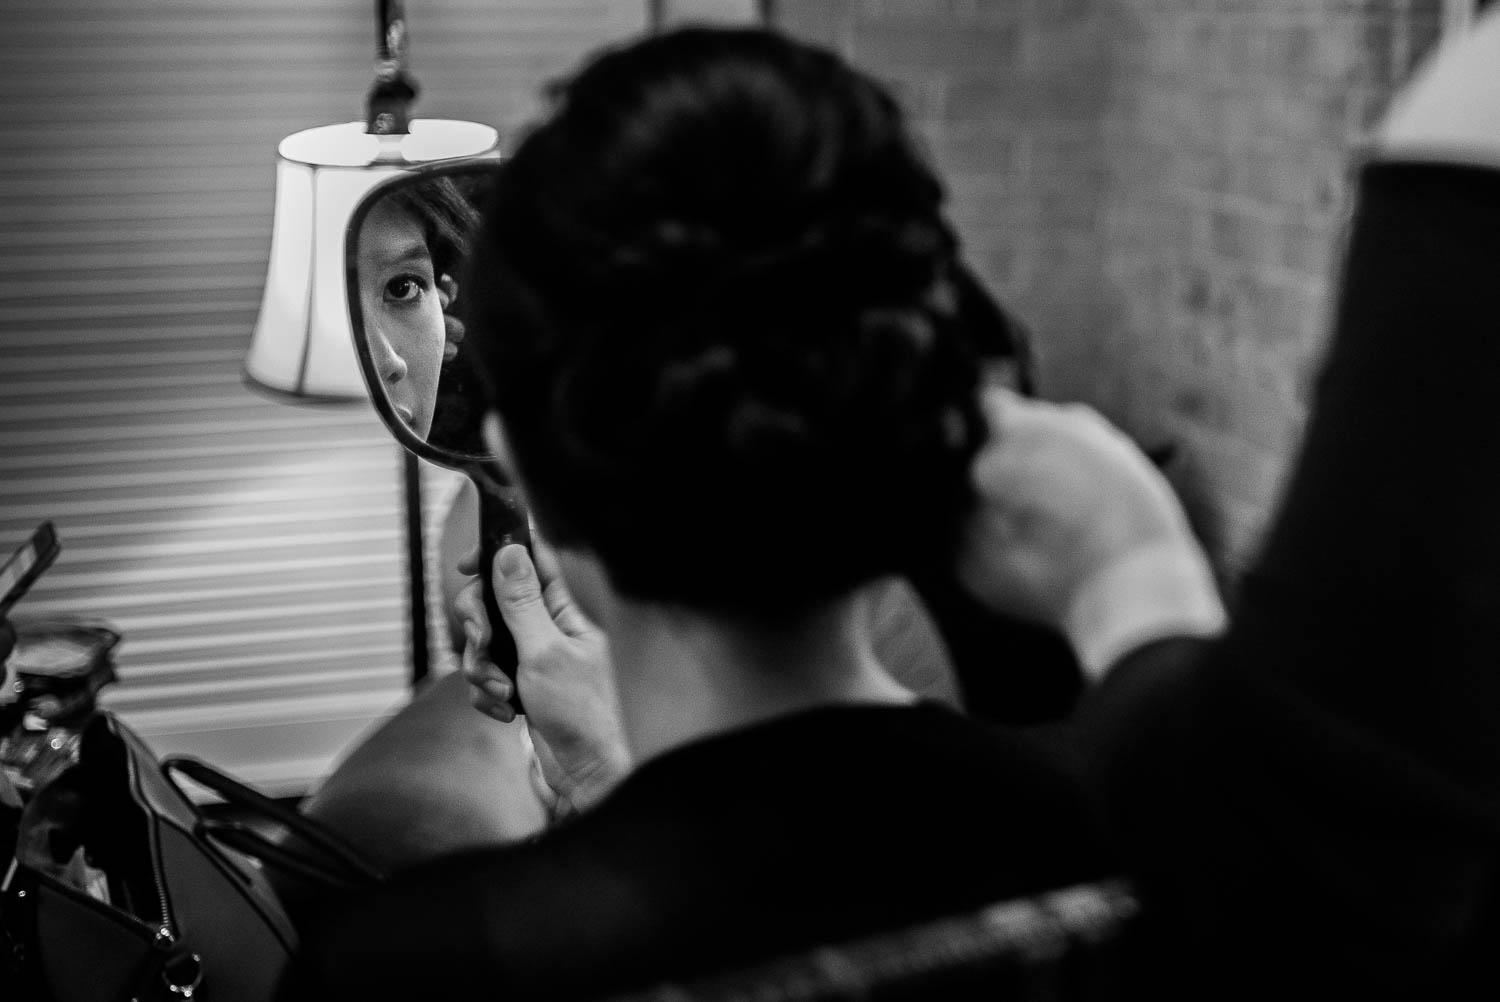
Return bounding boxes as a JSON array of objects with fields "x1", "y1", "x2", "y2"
[{"x1": 345, "y1": 161, "x2": 506, "y2": 473}]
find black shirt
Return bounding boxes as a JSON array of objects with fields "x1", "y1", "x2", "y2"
[{"x1": 284, "y1": 703, "x2": 1113, "y2": 1001}]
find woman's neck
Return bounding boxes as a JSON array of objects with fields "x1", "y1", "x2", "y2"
[{"x1": 603, "y1": 587, "x2": 917, "y2": 766}]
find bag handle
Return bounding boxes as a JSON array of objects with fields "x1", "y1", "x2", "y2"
[{"x1": 161, "y1": 755, "x2": 386, "y2": 890}]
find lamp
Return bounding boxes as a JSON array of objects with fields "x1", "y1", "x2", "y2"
[
  {"x1": 245, "y1": 121, "x2": 497, "y2": 399},
  {"x1": 244, "y1": 1, "x2": 498, "y2": 686},
  {"x1": 245, "y1": 5, "x2": 498, "y2": 399}
]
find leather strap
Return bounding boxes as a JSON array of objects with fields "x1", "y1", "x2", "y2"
[{"x1": 161, "y1": 756, "x2": 386, "y2": 889}]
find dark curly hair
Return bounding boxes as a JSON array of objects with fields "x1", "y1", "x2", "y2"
[{"x1": 465, "y1": 27, "x2": 1001, "y2": 611}]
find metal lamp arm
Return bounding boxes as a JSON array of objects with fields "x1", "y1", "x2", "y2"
[{"x1": 366, "y1": 0, "x2": 419, "y2": 135}]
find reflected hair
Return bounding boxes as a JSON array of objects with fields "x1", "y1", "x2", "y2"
[{"x1": 390, "y1": 176, "x2": 484, "y2": 282}]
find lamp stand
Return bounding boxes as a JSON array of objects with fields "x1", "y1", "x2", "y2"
[{"x1": 402, "y1": 448, "x2": 430, "y2": 689}]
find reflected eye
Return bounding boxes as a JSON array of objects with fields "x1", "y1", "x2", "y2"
[{"x1": 384, "y1": 274, "x2": 430, "y2": 304}]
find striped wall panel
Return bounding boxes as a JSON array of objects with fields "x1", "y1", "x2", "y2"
[{"x1": 0, "y1": 0, "x2": 646, "y2": 795}]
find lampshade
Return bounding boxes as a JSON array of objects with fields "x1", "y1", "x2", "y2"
[{"x1": 245, "y1": 118, "x2": 500, "y2": 401}]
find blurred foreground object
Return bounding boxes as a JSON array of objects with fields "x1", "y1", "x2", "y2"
[{"x1": 0, "y1": 619, "x2": 119, "y2": 798}]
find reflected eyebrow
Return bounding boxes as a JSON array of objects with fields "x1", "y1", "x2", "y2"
[{"x1": 373, "y1": 239, "x2": 433, "y2": 269}]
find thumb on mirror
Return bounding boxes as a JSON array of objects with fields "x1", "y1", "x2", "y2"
[{"x1": 493, "y1": 544, "x2": 555, "y2": 658}]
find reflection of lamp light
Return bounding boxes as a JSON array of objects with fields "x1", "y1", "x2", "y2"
[{"x1": 244, "y1": 0, "x2": 497, "y2": 686}]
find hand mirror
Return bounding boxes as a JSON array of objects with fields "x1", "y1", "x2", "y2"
[{"x1": 343, "y1": 161, "x2": 531, "y2": 710}]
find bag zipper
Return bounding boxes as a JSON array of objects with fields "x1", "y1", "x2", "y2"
[{"x1": 118, "y1": 718, "x2": 177, "y2": 942}]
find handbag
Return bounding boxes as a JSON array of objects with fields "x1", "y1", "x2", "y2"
[{"x1": 1, "y1": 710, "x2": 385, "y2": 1002}]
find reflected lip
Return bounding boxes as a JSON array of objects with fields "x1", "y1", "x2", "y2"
[{"x1": 395, "y1": 405, "x2": 416, "y2": 428}]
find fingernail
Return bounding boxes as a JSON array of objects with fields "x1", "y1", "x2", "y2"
[{"x1": 497, "y1": 543, "x2": 528, "y2": 579}]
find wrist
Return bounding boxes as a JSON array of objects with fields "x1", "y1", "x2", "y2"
[
  {"x1": 558, "y1": 745, "x2": 631, "y2": 818},
  {"x1": 523, "y1": 728, "x2": 630, "y2": 824},
  {"x1": 1063, "y1": 535, "x2": 1226, "y2": 682}
]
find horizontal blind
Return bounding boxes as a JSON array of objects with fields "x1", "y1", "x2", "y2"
[{"x1": 0, "y1": 0, "x2": 646, "y2": 795}]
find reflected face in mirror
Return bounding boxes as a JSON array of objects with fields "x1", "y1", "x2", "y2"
[
  {"x1": 356, "y1": 197, "x2": 448, "y2": 438},
  {"x1": 350, "y1": 170, "x2": 494, "y2": 464}
]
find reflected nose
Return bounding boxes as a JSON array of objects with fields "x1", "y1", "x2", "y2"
[{"x1": 373, "y1": 327, "x2": 408, "y2": 387}]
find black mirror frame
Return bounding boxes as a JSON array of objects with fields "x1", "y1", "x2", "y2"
[{"x1": 343, "y1": 156, "x2": 508, "y2": 473}]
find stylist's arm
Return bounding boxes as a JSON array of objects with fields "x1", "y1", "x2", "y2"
[{"x1": 956, "y1": 386, "x2": 1226, "y2": 680}]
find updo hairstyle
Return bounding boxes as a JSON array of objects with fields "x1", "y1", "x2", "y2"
[{"x1": 465, "y1": 27, "x2": 999, "y2": 612}]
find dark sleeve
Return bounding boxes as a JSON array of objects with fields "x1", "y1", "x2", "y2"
[
  {"x1": 274, "y1": 867, "x2": 492, "y2": 1002},
  {"x1": 274, "y1": 826, "x2": 665, "y2": 1002},
  {"x1": 1235, "y1": 162, "x2": 1500, "y2": 789},
  {"x1": 1087, "y1": 163, "x2": 1500, "y2": 999}
]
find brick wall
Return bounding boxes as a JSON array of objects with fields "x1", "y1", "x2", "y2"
[
  {"x1": 1094, "y1": 0, "x2": 1444, "y2": 572},
  {"x1": 777, "y1": 0, "x2": 1447, "y2": 578},
  {"x1": 777, "y1": 0, "x2": 1109, "y2": 401}
]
